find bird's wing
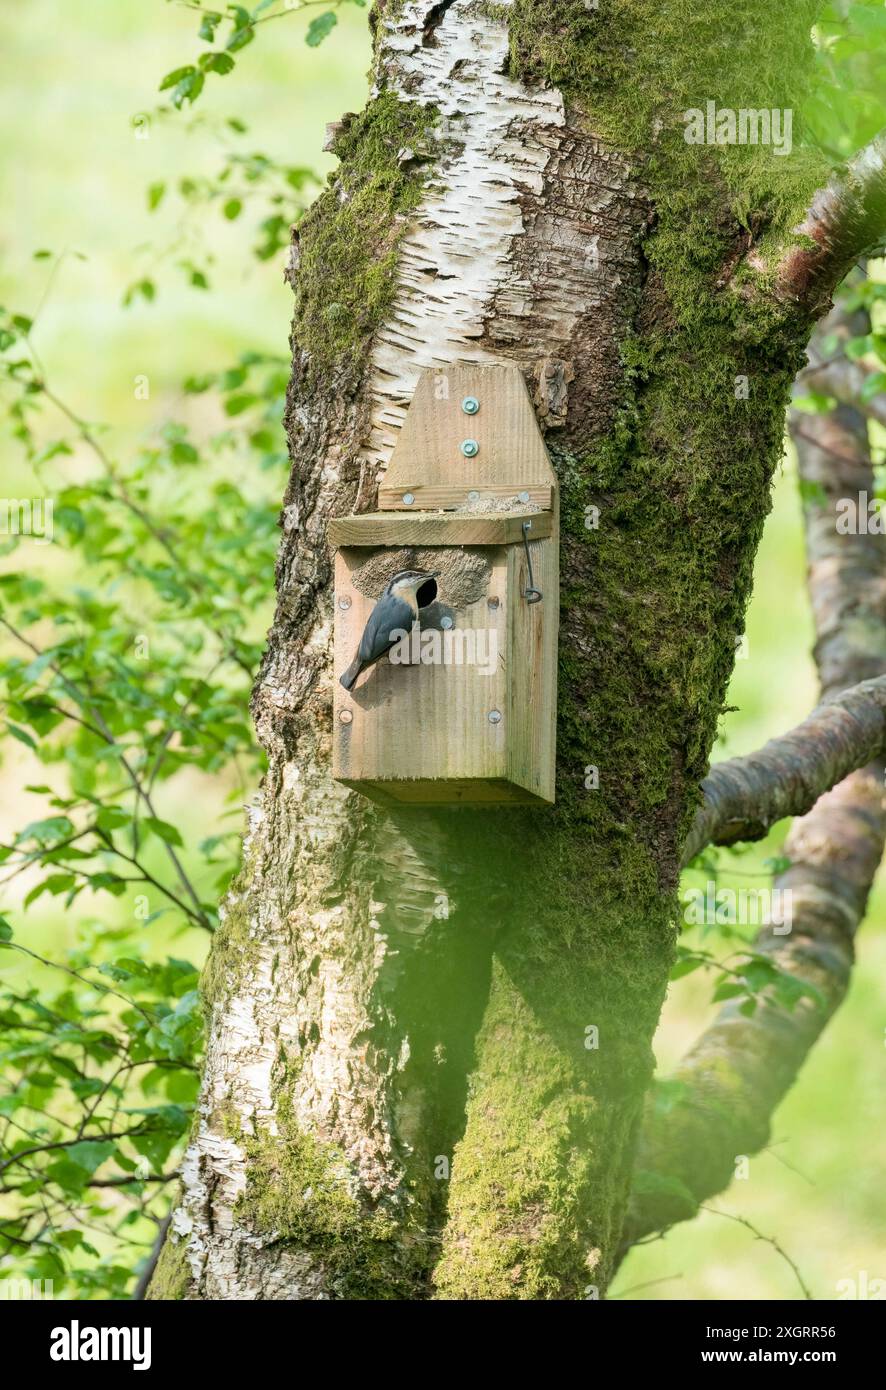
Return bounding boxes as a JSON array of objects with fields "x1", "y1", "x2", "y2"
[{"x1": 358, "y1": 596, "x2": 414, "y2": 665}]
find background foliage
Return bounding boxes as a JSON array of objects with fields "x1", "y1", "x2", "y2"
[{"x1": 0, "y1": 0, "x2": 883, "y2": 1299}]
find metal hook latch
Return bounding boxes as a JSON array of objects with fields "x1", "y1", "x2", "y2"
[{"x1": 521, "y1": 521, "x2": 542, "y2": 604}]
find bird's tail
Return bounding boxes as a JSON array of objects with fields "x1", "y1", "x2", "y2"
[{"x1": 339, "y1": 656, "x2": 362, "y2": 691}]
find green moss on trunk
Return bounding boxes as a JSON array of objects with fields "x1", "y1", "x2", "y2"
[
  {"x1": 146, "y1": 1230, "x2": 190, "y2": 1301},
  {"x1": 292, "y1": 93, "x2": 438, "y2": 384},
  {"x1": 236, "y1": 1097, "x2": 431, "y2": 1299}
]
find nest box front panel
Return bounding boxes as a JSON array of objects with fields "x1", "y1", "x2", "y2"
[{"x1": 333, "y1": 546, "x2": 514, "y2": 801}]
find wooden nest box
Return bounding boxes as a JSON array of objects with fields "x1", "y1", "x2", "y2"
[{"x1": 329, "y1": 365, "x2": 558, "y2": 806}]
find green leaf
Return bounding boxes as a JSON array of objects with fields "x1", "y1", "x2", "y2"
[
  {"x1": 670, "y1": 952, "x2": 706, "y2": 980},
  {"x1": 860, "y1": 371, "x2": 886, "y2": 404},
  {"x1": 712, "y1": 980, "x2": 746, "y2": 1002},
  {"x1": 5, "y1": 721, "x2": 37, "y2": 750},
  {"x1": 306, "y1": 11, "x2": 337, "y2": 46},
  {"x1": 17, "y1": 815, "x2": 74, "y2": 846},
  {"x1": 171, "y1": 440, "x2": 199, "y2": 464},
  {"x1": 845, "y1": 333, "x2": 873, "y2": 360},
  {"x1": 67, "y1": 1140, "x2": 117, "y2": 1174},
  {"x1": 198, "y1": 10, "x2": 222, "y2": 41},
  {"x1": 147, "y1": 182, "x2": 166, "y2": 211},
  {"x1": 792, "y1": 391, "x2": 837, "y2": 415},
  {"x1": 159, "y1": 65, "x2": 197, "y2": 93},
  {"x1": 223, "y1": 198, "x2": 243, "y2": 221},
  {"x1": 227, "y1": 24, "x2": 255, "y2": 53},
  {"x1": 143, "y1": 816, "x2": 184, "y2": 848},
  {"x1": 224, "y1": 392, "x2": 258, "y2": 416},
  {"x1": 200, "y1": 51, "x2": 236, "y2": 75},
  {"x1": 96, "y1": 806, "x2": 132, "y2": 832},
  {"x1": 738, "y1": 957, "x2": 778, "y2": 993}
]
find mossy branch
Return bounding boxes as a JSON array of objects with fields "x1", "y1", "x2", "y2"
[
  {"x1": 777, "y1": 129, "x2": 886, "y2": 309},
  {"x1": 682, "y1": 674, "x2": 886, "y2": 867}
]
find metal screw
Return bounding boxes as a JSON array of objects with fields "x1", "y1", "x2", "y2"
[
  {"x1": 440, "y1": 615, "x2": 454, "y2": 630},
  {"x1": 467, "y1": 490, "x2": 480, "y2": 503},
  {"x1": 339, "y1": 709, "x2": 353, "y2": 725},
  {"x1": 338, "y1": 595, "x2": 351, "y2": 610},
  {"x1": 402, "y1": 492, "x2": 415, "y2": 505},
  {"x1": 461, "y1": 439, "x2": 479, "y2": 458},
  {"x1": 487, "y1": 596, "x2": 500, "y2": 610},
  {"x1": 518, "y1": 490, "x2": 530, "y2": 504},
  {"x1": 487, "y1": 709, "x2": 502, "y2": 725},
  {"x1": 461, "y1": 396, "x2": 480, "y2": 415}
]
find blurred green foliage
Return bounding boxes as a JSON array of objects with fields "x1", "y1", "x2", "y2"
[{"x1": 0, "y1": 0, "x2": 370, "y2": 1299}]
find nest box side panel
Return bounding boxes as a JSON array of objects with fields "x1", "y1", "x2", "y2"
[
  {"x1": 507, "y1": 532, "x2": 558, "y2": 804},
  {"x1": 333, "y1": 548, "x2": 511, "y2": 791}
]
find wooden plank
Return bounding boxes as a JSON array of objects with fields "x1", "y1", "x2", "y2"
[
  {"x1": 507, "y1": 525, "x2": 558, "y2": 805},
  {"x1": 328, "y1": 511, "x2": 552, "y2": 547},
  {"x1": 378, "y1": 483, "x2": 552, "y2": 512},
  {"x1": 383, "y1": 364, "x2": 558, "y2": 497},
  {"x1": 333, "y1": 548, "x2": 510, "y2": 787},
  {"x1": 338, "y1": 778, "x2": 552, "y2": 807}
]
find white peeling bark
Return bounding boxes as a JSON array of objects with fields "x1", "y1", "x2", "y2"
[{"x1": 366, "y1": 0, "x2": 643, "y2": 468}]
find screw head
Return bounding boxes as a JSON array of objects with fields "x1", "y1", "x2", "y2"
[
  {"x1": 487, "y1": 596, "x2": 500, "y2": 610},
  {"x1": 461, "y1": 396, "x2": 480, "y2": 415},
  {"x1": 487, "y1": 709, "x2": 502, "y2": 725},
  {"x1": 460, "y1": 439, "x2": 479, "y2": 458},
  {"x1": 339, "y1": 709, "x2": 353, "y2": 725},
  {"x1": 402, "y1": 492, "x2": 415, "y2": 505},
  {"x1": 467, "y1": 490, "x2": 480, "y2": 503},
  {"x1": 518, "y1": 490, "x2": 530, "y2": 504},
  {"x1": 440, "y1": 615, "x2": 454, "y2": 630},
  {"x1": 338, "y1": 595, "x2": 351, "y2": 610}
]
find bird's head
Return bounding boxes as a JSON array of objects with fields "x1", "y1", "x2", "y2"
[{"x1": 385, "y1": 569, "x2": 440, "y2": 605}]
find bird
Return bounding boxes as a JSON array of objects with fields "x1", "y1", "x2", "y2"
[{"x1": 339, "y1": 569, "x2": 439, "y2": 691}]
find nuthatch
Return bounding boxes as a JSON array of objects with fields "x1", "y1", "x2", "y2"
[{"x1": 339, "y1": 569, "x2": 439, "y2": 691}]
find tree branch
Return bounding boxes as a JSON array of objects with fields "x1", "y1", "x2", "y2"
[
  {"x1": 776, "y1": 130, "x2": 886, "y2": 309},
  {"x1": 682, "y1": 674, "x2": 886, "y2": 866},
  {"x1": 625, "y1": 298, "x2": 886, "y2": 1245}
]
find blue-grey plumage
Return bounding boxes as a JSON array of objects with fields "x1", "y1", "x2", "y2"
[{"x1": 339, "y1": 569, "x2": 439, "y2": 691}]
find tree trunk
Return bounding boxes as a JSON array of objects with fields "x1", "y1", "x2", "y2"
[{"x1": 151, "y1": 0, "x2": 843, "y2": 1299}]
